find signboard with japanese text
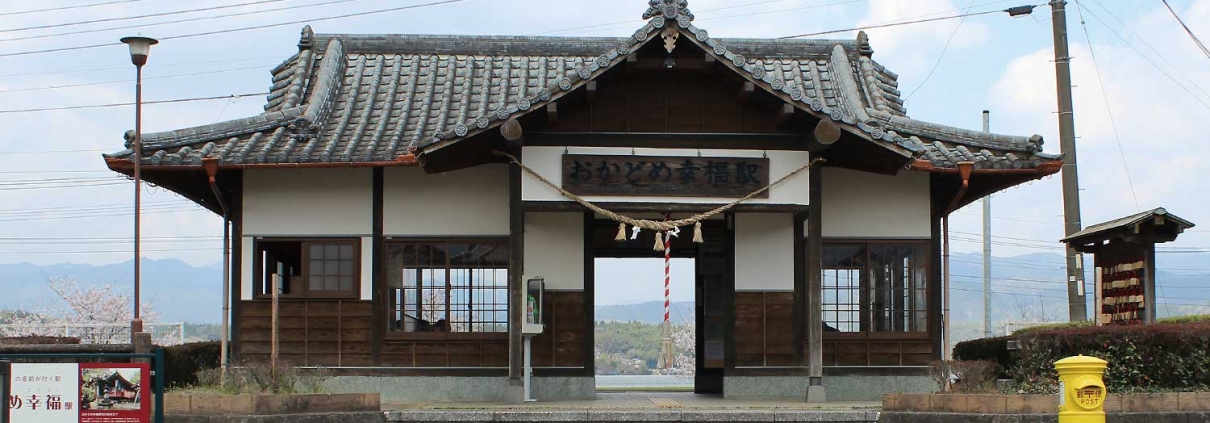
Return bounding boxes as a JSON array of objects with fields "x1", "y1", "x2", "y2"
[
  {"x1": 562, "y1": 154, "x2": 771, "y2": 198},
  {"x1": 9, "y1": 363, "x2": 79, "y2": 423},
  {"x1": 8, "y1": 363, "x2": 149, "y2": 423}
]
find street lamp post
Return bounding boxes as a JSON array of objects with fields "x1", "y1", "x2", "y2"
[{"x1": 121, "y1": 36, "x2": 158, "y2": 338}]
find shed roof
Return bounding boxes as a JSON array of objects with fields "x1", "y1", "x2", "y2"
[
  {"x1": 104, "y1": 0, "x2": 1058, "y2": 172},
  {"x1": 1062, "y1": 208, "x2": 1196, "y2": 243}
]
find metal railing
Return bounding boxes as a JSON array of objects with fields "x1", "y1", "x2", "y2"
[{"x1": 0, "y1": 323, "x2": 185, "y2": 346}]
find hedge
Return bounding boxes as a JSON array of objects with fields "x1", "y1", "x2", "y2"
[
  {"x1": 952, "y1": 336, "x2": 1014, "y2": 378},
  {"x1": 162, "y1": 341, "x2": 221, "y2": 388},
  {"x1": 1156, "y1": 314, "x2": 1210, "y2": 324},
  {"x1": 1012, "y1": 322, "x2": 1210, "y2": 394}
]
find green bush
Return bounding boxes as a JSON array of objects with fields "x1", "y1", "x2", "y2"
[
  {"x1": 1157, "y1": 314, "x2": 1210, "y2": 324},
  {"x1": 162, "y1": 341, "x2": 221, "y2": 388},
  {"x1": 1010, "y1": 321, "x2": 1093, "y2": 336},
  {"x1": 1012, "y1": 322, "x2": 1210, "y2": 394},
  {"x1": 953, "y1": 336, "x2": 1014, "y2": 378}
]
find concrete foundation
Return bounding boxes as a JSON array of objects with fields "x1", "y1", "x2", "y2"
[
  {"x1": 323, "y1": 376, "x2": 595, "y2": 403},
  {"x1": 724, "y1": 375, "x2": 933, "y2": 401}
]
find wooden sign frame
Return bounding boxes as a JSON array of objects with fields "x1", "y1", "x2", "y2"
[{"x1": 561, "y1": 154, "x2": 770, "y2": 198}]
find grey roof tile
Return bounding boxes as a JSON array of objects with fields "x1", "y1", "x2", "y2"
[{"x1": 106, "y1": 0, "x2": 1055, "y2": 170}]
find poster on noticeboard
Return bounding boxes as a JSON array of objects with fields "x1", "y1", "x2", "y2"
[{"x1": 8, "y1": 362, "x2": 149, "y2": 423}]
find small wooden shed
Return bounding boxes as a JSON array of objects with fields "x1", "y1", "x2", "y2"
[{"x1": 1062, "y1": 208, "x2": 1196, "y2": 325}]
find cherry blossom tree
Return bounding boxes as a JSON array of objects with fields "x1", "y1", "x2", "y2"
[{"x1": 2, "y1": 277, "x2": 161, "y2": 344}]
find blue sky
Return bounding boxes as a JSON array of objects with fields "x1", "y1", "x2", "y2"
[{"x1": 1, "y1": 0, "x2": 1207, "y2": 277}]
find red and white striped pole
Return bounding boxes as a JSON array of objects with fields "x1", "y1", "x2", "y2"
[{"x1": 664, "y1": 234, "x2": 671, "y2": 324}]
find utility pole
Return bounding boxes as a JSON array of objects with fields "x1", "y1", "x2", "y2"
[
  {"x1": 1049, "y1": 0, "x2": 1088, "y2": 322},
  {"x1": 982, "y1": 110, "x2": 993, "y2": 337}
]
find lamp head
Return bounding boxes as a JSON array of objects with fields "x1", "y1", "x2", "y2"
[{"x1": 120, "y1": 36, "x2": 158, "y2": 66}]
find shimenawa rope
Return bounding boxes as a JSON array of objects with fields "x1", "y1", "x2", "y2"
[{"x1": 494, "y1": 151, "x2": 824, "y2": 242}]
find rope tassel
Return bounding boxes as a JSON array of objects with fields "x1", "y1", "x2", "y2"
[
  {"x1": 615, "y1": 223, "x2": 627, "y2": 242},
  {"x1": 653, "y1": 231, "x2": 665, "y2": 252},
  {"x1": 693, "y1": 222, "x2": 704, "y2": 243}
]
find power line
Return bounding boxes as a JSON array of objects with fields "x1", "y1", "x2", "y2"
[
  {"x1": 0, "y1": 92, "x2": 267, "y2": 114},
  {"x1": 0, "y1": 56, "x2": 273, "y2": 78},
  {"x1": 530, "y1": 0, "x2": 867, "y2": 37},
  {"x1": 0, "y1": 0, "x2": 368, "y2": 43},
  {"x1": 902, "y1": 0, "x2": 976, "y2": 101},
  {"x1": 779, "y1": 5, "x2": 1036, "y2": 39},
  {"x1": 1074, "y1": 2, "x2": 1210, "y2": 111},
  {"x1": 1088, "y1": 2, "x2": 1210, "y2": 105},
  {"x1": 1160, "y1": 0, "x2": 1210, "y2": 60},
  {"x1": 0, "y1": 149, "x2": 107, "y2": 154},
  {"x1": 0, "y1": 64, "x2": 275, "y2": 94},
  {"x1": 0, "y1": 0, "x2": 295, "y2": 34},
  {"x1": 0, "y1": 0, "x2": 148, "y2": 17},
  {"x1": 0, "y1": 0, "x2": 473, "y2": 58},
  {"x1": 1073, "y1": 0, "x2": 1140, "y2": 211}
]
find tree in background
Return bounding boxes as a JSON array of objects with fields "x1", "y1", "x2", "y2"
[
  {"x1": 1, "y1": 277, "x2": 162, "y2": 344},
  {"x1": 672, "y1": 320, "x2": 695, "y2": 376}
]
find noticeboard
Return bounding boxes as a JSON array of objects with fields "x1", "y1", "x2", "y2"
[{"x1": 8, "y1": 362, "x2": 149, "y2": 423}]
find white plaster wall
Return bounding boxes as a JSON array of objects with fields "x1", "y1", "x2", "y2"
[
  {"x1": 521, "y1": 147, "x2": 810, "y2": 205},
  {"x1": 734, "y1": 213, "x2": 795, "y2": 291},
  {"x1": 821, "y1": 167, "x2": 931, "y2": 239},
  {"x1": 359, "y1": 236, "x2": 373, "y2": 300},
  {"x1": 383, "y1": 165, "x2": 509, "y2": 236},
  {"x1": 241, "y1": 236, "x2": 254, "y2": 300},
  {"x1": 524, "y1": 212, "x2": 584, "y2": 290},
  {"x1": 242, "y1": 168, "x2": 372, "y2": 236}
]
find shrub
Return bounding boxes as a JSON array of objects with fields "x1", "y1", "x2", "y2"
[
  {"x1": 953, "y1": 336, "x2": 1014, "y2": 378},
  {"x1": 1157, "y1": 314, "x2": 1210, "y2": 324},
  {"x1": 1010, "y1": 321, "x2": 1093, "y2": 336},
  {"x1": 162, "y1": 341, "x2": 221, "y2": 388},
  {"x1": 0, "y1": 336, "x2": 81, "y2": 345},
  {"x1": 929, "y1": 360, "x2": 1003, "y2": 394},
  {"x1": 1012, "y1": 322, "x2": 1210, "y2": 394}
]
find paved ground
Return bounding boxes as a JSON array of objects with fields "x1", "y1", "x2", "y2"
[{"x1": 389, "y1": 392, "x2": 881, "y2": 410}]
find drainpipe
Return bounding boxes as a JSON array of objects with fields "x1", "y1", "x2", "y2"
[
  {"x1": 945, "y1": 162, "x2": 976, "y2": 216},
  {"x1": 202, "y1": 159, "x2": 231, "y2": 382}
]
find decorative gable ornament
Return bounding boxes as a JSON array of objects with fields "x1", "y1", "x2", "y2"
[{"x1": 643, "y1": 0, "x2": 694, "y2": 23}]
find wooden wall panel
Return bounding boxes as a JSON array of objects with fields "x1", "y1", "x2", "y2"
[
  {"x1": 551, "y1": 291, "x2": 586, "y2": 367},
  {"x1": 734, "y1": 292, "x2": 765, "y2": 366},
  {"x1": 237, "y1": 299, "x2": 374, "y2": 367},
  {"x1": 809, "y1": 339, "x2": 936, "y2": 367},
  {"x1": 544, "y1": 66, "x2": 791, "y2": 135},
  {"x1": 734, "y1": 292, "x2": 796, "y2": 367}
]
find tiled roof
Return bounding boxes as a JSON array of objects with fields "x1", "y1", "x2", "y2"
[
  {"x1": 1062, "y1": 208, "x2": 1196, "y2": 242},
  {"x1": 105, "y1": 0, "x2": 1057, "y2": 170}
]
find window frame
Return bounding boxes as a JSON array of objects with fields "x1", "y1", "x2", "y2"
[
  {"x1": 383, "y1": 237, "x2": 510, "y2": 341},
  {"x1": 252, "y1": 237, "x2": 362, "y2": 300},
  {"x1": 820, "y1": 239, "x2": 931, "y2": 340}
]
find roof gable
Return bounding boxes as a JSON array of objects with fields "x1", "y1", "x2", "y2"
[{"x1": 105, "y1": 0, "x2": 1058, "y2": 173}]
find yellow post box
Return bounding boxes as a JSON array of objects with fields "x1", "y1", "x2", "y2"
[{"x1": 1055, "y1": 355, "x2": 1109, "y2": 423}]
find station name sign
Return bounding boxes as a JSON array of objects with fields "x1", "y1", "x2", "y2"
[{"x1": 561, "y1": 154, "x2": 770, "y2": 198}]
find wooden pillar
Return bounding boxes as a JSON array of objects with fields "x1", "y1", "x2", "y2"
[
  {"x1": 507, "y1": 161, "x2": 526, "y2": 401},
  {"x1": 370, "y1": 168, "x2": 385, "y2": 365},
  {"x1": 806, "y1": 165, "x2": 825, "y2": 402},
  {"x1": 582, "y1": 212, "x2": 596, "y2": 375},
  {"x1": 793, "y1": 212, "x2": 807, "y2": 366},
  {"x1": 229, "y1": 172, "x2": 244, "y2": 363}
]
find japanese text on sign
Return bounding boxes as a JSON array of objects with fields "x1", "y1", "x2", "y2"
[
  {"x1": 9, "y1": 363, "x2": 79, "y2": 423},
  {"x1": 561, "y1": 154, "x2": 771, "y2": 198}
]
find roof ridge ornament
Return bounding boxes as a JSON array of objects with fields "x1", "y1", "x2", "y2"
[
  {"x1": 299, "y1": 25, "x2": 314, "y2": 50},
  {"x1": 643, "y1": 0, "x2": 694, "y2": 24},
  {"x1": 856, "y1": 31, "x2": 873, "y2": 57}
]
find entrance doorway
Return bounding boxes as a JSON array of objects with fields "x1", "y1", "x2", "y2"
[
  {"x1": 593, "y1": 257, "x2": 695, "y2": 391},
  {"x1": 588, "y1": 219, "x2": 731, "y2": 394}
]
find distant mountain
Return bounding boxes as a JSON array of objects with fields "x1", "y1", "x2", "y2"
[
  {"x1": 0, "y1": 259, "x2": 223, "y2": 324},
  {"x1": 596, "y1": 301, "x2": 695, "y2": 325}
]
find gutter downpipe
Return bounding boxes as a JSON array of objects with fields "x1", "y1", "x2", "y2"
[
  {"x1": 202, "y1": 158, "x2": 231, "y2": 383},
  {"x1": 942, "y1": 161, "x2": 974, "y2": 360}
]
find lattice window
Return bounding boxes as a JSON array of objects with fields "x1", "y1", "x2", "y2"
[
  {"x1": 821, "y1": 242, "x2": 928, "y2": 333},
  {"x1": 388, "y1": 240, "x2": 509, "y2": 334}
]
